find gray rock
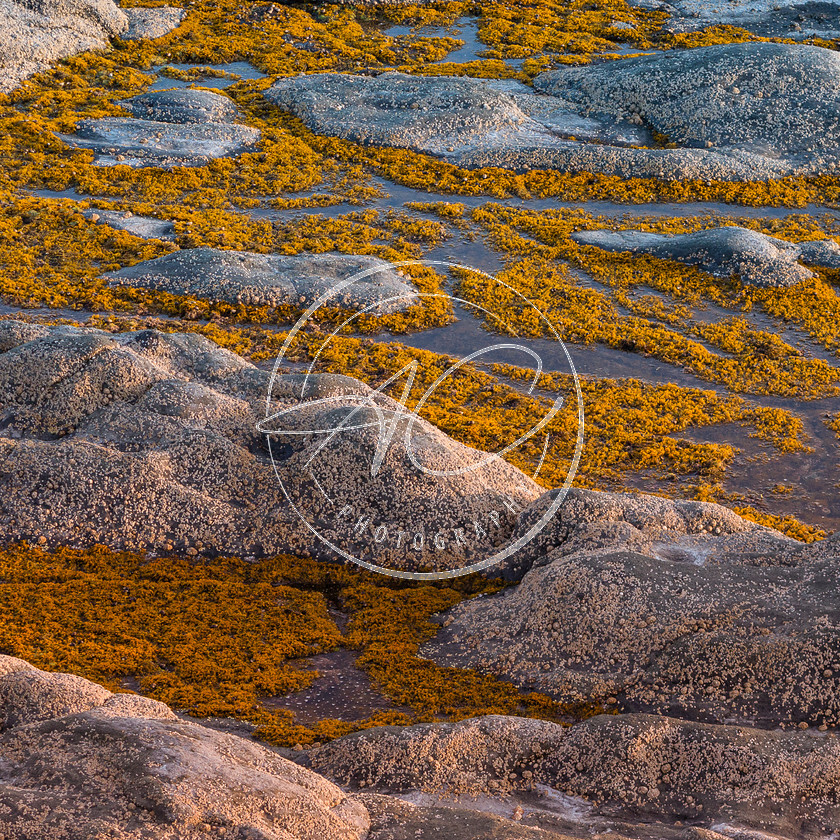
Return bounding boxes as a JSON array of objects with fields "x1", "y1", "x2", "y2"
[
  {"x1": 571, "y1": 226, "x2": 840, "y2": 288},
  {"x1": 105, "y1": 247, "x2": 420, "y2": 312},
  {"x1": 122, "y1": 4, "x2": 183, "y2": 40},
  {"x1": 661, "y1": 0, "x2": 840, "y2": 39},
  {"x1": 265, "y1": 61, "x2": 834, "y2": 181},
  {"x1": 0, "y1": 655, "x2": 369, "y2": 840},
  {"x1": 121, "y1": 88, "x2": 242, "y2": 124},
  {"x1": 312, "y1": 713, "x2": 840, "y2": 839},
  {"x1": 422, "y1": 488, "x2": 840, "y2": 728},
  {"x1": 60, "y1": 116, "x2": 260, "y2": 167},
  {"x1": 535, "y1": 42, "x2": 840, "y2": 173},
  {"x1": 0, "y1": 321, "x2": 539, "y2": 571},
  {"x1": 83, "y1": 207, "x2": 176, "y2": 239},
  {"x1": 0, "y1": 0, "x2": 127, "y2": 93}
]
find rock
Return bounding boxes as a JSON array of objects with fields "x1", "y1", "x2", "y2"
[
  {"x1": 0, "y1": 321, "x2": 539, "y2": 571},
  {"x1": 659, "y1": 0, "x2": 840, "y2": 39},
  {"x1": 0, "y1": 0, "x2": 128, "y2": 93},
  {"x1": 307, "y1": 715, "x2": 567, "y2": 796},
  {"x1": 571, "y1": 226, "x2": 840, "y2": 288},
  {"x1": 60, "y1": 116, "x2": 260, "y2": 167},
  {"x1": 535, "y1": 43, "x2": 840, "y2": 174},
  {"x1": 83, "y1": 207, "x2": 176, "y2": 239},
  {"x1": 120, "y1": 88, "x2": 242, "y2": 124},
  {"x1": 122, "y1": 4, "x2": 184, "y2": 40},
  {"x1": 313, "y1": 712, "x2": 840, "y2": 839},
  {"x1": 0, "y1": 654, "x2": 112, "y2": 730},
  {"x1": 264, "y1": 61, "x2": 835, "y2": 181},
  {"x1": 105, "y1": 247, "x2": 420, "y2": 312},
  {"x1": 422, "y1": 489, "x2": 840, "y2": 727},
  {"x1": 360, "y1": 793, "x2": 577, "y2": 840},
  {"x1": 0, "y1": 655, "x2": 369, "y2": 840}
]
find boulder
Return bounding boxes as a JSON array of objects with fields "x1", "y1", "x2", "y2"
[
  {"x1": 106, "y1": 248, "x2": 420, "y2": 312},
  {"x1": 313, "y1": 712, "x2": 840, "y2": 839},
  {"x1": 0, "y1": 655, "x2": 369, "y2": 840},
  {"x1": 120, "y1": 88, "x2": 242, "y2": 124},
  {"x1": 0, "y1": 321, "x2": 539, "y2": 571},
  {"x1": 265, "y1": 55, "x2": 840, "y2": 180},
  {"x1": 0, "y1": 0, "x2": 127, "y2": 93},
  {"x1": 422, "y1": 489, "x2": 840, "y2": 728},
  {"x1": 571, "y1": 226, "x2": 840, "y2": 288},
  {"x1": 122, "y1": 5, "x2": 184, "y2": 40},
  {"x1": 535, "y1": 42, "x2": 840, "y2": 169}
]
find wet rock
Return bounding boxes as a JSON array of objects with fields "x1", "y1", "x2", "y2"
[
  {"x1": 314, "y1": 713, "x2": 840, "y2": 839},
  {"x1": 83, "y1": 207, "x2": 176, "y2": 239},
  {"x1": 106, "y1": 247, "x2": 420, "y2": 312},
  {"x1": 423, "y1": 489, "x2": 840, "y2": 728},
  {"x1": 0, "y1": 321, "x2": 539, "y2": 571},
  {"x1": 122, "y1": 4, "x2": 184, "y2": 40},
  {"x1": 360, "y1": 794, "x2": 577, "y2": 840},
  {"x1": 121, "y1": 88, "x2": 242, "y2": 124},
  {"x1": 265, "y1": 59, "x2": 837, "y2": 180},
  {"x1": 0, "y1": 0, "x2": 127, "y2": 93},
  {"x1": 60, "y1": 116, "x2": 260, "y2": 167},
  {"x1": 571, "y1": 226, "x2": 840, "y2": 288},
  {"x1": 0, "y1": 655, "x2": 369, "y2": 840},
  {"x1": 535, "y1": 42, "x2": 840, "y2": 175}
]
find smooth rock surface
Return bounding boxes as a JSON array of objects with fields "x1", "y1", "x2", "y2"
[
  {"x1": 422, "y1": 488, "x2": 840, "y2": 728},
  {"x1": 106, "y1": 247, "x2": 420, "y2": 312},
  {"x1": 0, "y1": 0, "x2": 127, "y2": 93},
  {"x1": 571, "y1": 226, "x2": 840, "y2": 287},
  {"x1": 83, "y1": 207, "x2": 176, "y2": 239},
  {"x1": 0, "y1": 655, "x2": 369, "y2": 840},
  {"x1": 122, "y1": 4, "x2": 184, "y2": 40},
  {"x1": 0, "y1": 321, "x2": 539, "y2": 570},
  {"x1": 61, "y1": 116, "x2": 260, "y2": 167}
]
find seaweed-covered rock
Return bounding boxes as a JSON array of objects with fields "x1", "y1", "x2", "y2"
[
  {"x1": 265, "y1": 61, "x2": 837, "y2": 180},
  {"x1": 0, "y1": 321, "x2": 539, "y2": 570},
  {"x1": 0, "y1": 0, "x2": 127, "y2": 93},
  {"x1": 313, "y1": 713, "x2": 840, "y2": 839},
  {"x1": 121, "y1": 88, "x2": 242, "y2": 124},
  {"x1": 0, "y1": 655, "x2": 369, "y2": 840},
  {"x1": 423, "y1": 490, "x2": 840, "y2": 727},
  {"x1": 571, "y1": 226, "x2": 840, "y2": 288},
  {"x1": 535, "y1": 43, "x2": 840, "y2": 167},
  {"x1": 122, "y1": 4, "x2": 184, "y2": 40},
  {"x1": 106, "y1": 248, "x2": 420, "y2": 312}
]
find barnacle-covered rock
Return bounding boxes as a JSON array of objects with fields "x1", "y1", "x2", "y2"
[
  {"x1": 122, "y1": 4, "x2": 184, "y2": 40},
  {"x1": 423, "y1": 488, "x2": 840, "y2": 727},
  {"x1": 0, "y1": 655, "x2": 369, "y2": 840},
  {"x1": 266, "y1": 52, "x2": 840, "y2": 180},
  {"x1": 535, "y1": 42, "x2": 840, "y2": 171},
  {"x1": 312, "y1": 712, "x2": 840, "y2": 839},
  {"x1": 0, "y1": 0, "x2": 127, "y2": 93},
  {"x1": 106, "y1": 248, "x2": 420, "y2": 312},
  {"x1": 0, "y1": 321, "x2": 539, "y2": 571},
  {"x1": 571, "y1": 226, "x2": 840, "y2": 288}
]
